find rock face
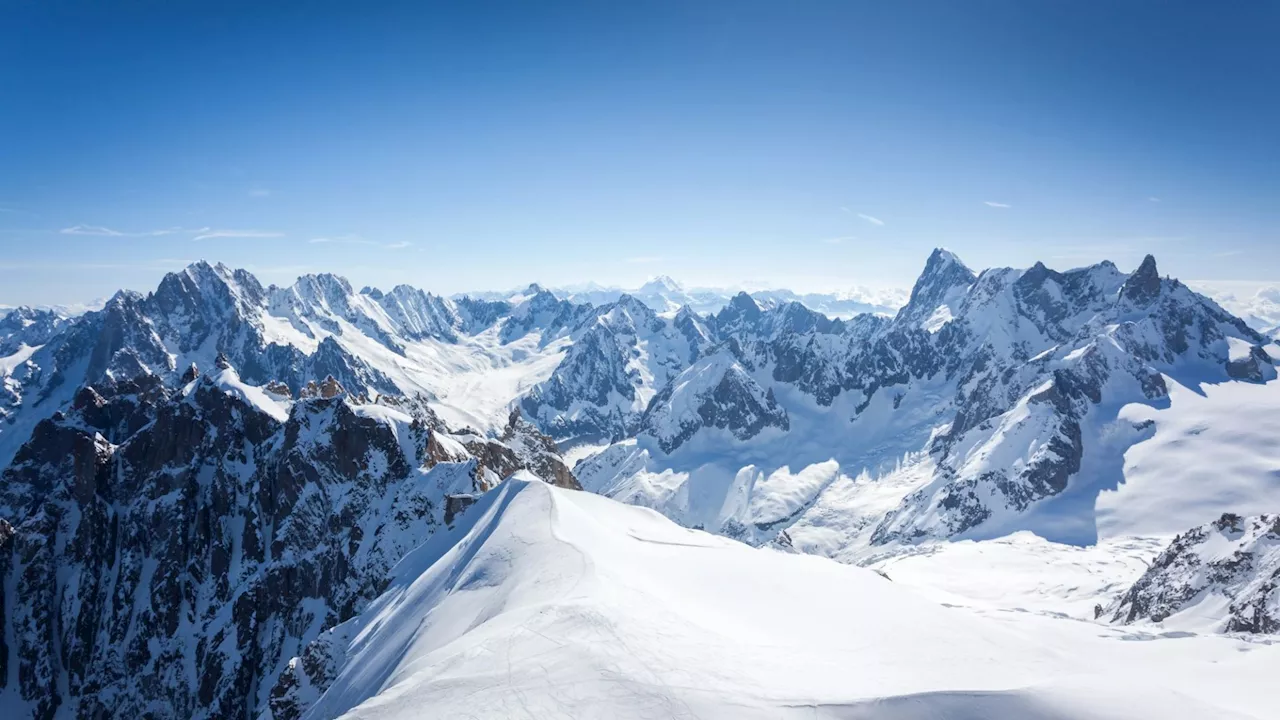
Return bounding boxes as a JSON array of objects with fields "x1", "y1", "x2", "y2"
[
  {"x1": 521, "y1": 294, "x2": 713, "y2": 441},
  {"x1": 639, "y1": 351, "x2": 789, "y2": 453},
  {"x1": 0, "y1": 360, "x2": 577, "y2": 719},
  {"x1": 1107, "y1": 513, "x2": 1280, "y2": 634},
  {"x1": 565, "y1": 251, "x2": 1275, "y2": 545}
]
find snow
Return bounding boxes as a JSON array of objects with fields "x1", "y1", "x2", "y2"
[
  {"x1": 300, "y1": 479, "x2": 1280, "y2": 720},
  {"x1": 1097, "y1": 376, "x2": 1280, "y2": 538},
  {"x1": 195, "y1": 366, "x2": 291, "y2": 422},
  {"x1": 871, "y1": 532, "x2": 1167, "y2": 619},
  {"x1": 922, "y1": 303, "x2": 953, "y2": 332},
  {"x1": 0, "y1": 343, "x2": 40, "y2": 375}
]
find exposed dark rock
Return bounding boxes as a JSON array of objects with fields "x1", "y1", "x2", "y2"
[{"x1": 1107, "y1": 513, "x2": 1280, "y2": 634}]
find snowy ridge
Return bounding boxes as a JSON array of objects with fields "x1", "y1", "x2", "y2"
[{"x1": 274, "y1": 478, "x2": 1277, "y2": 720}]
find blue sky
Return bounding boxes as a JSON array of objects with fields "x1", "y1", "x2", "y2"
[{"x1": 2, "y1": 1, "x2": 1277, "y2": 306}]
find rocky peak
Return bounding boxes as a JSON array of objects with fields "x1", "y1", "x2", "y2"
[
  {"x1": 1120, "y1": 254, "x2": 1162, "y2": 305},
  {"x1": 180, "y1": 362, "x2": 200, "y2": 384},
  {"x1": 153, "y1": 260, "x2": 266, "y2": 316},
  {"x1": 0, "y1": 306, "x2": 67, "y2": 355},
  {"x1": 1107, "y1": 512, "x2": 1280, "y2": 634},
  {"x1": 300, "y1": 375, "x2": 347, "y2": 400},
  {"x1": 895, "y1": 248, "x2": 977, "y2": 329},
  {"x1": 714, "y1": 292, "x2": 764, "y2": 333},
  {"x1": 596, "y1": 293, "x2": 661, "y2": 333}
]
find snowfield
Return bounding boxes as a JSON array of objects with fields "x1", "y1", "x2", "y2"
[{"x1": 292, "y1": 478, "x2": 1279, "y2": 720}]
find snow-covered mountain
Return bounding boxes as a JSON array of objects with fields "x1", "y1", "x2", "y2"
[
  {"x1": 461, "y1": 276, "x2": 907, "y2": 317},
  {"x1": 2, "y1": 251, "x2": 1279, "y2": 719},
  {"x1": 0, "y1": 261, "x2": 594, "y2": 470},
  {"x1": 0, "y1": 360, "x2": 576, "y2": 718},
  {"x1": 574, "y1": 250, "x2": 1277, "y2": 553}
]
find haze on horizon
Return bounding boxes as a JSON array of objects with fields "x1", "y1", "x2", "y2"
[{"x1": 2, "y1": 2, "x2": 1277, "y2": 308}]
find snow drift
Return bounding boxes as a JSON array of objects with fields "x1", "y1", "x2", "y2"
[{"x1": 277, "y1": 479, "x2": 1279, "y2": 720}]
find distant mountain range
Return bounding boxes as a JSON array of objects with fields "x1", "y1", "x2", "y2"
[{"x1": 458, "y1": 275, "x2": 910, "y2": 318}]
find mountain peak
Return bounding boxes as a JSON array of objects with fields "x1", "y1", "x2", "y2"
[
  {"x1": 1121, "y1": 254, "x2": 1161, "y2": 304},
  {"x1": 639, "y1": 275, "x2": 683, "y2": 293},
  {"x1": 729, "y1": 291, "x2": 759, "y2": 311},
  {"x1": 897, "y1": 248, "x2": 977, "y2": 327},
  {"x1": 927, "y1": 247, "x2": 965, "y2": 267}
]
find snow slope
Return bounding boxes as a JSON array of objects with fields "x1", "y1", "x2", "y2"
[{"x1": 283, "y1": 479, "x2": 1279, "y2": 720}]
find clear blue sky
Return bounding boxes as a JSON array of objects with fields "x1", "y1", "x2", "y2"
[{"x1": 2, "y1": 1, "x2": 1277, "y2": 306}]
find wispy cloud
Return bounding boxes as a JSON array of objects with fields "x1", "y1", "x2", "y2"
[
  {"x1": 309, "y1": 235, "x2": 411, "y2": 249},
  {"x1": 249, "y1": 188, "x2": 271, "y2": 198},
  {"x1": 1148, "y1": 197, "x2": 1162, "y2": 203},
  {"x1": 1214, "y1": 249, "x2": 1245, "y2": 258},
  {"x1": 192, "y1": 229, "x2": 284, "y2": 241},
  {"x1": 61, "y1": 224, "x2": 195, "y2": 237},
  {"x1": 626, "y1": 256, "x2": 662, "y2": 264},
  {"x1": 857, "y1": 213, "x2": 884, "y2": 226},
  {"x1": 983, "y1": 201, "x2": 1011, "y2": 208},
  {"x1": 310, "y1": 235, "x2": 375, "y2": 246},
  {"x1": 820, "y1": 236, "x2": 856, "y2": 245}
]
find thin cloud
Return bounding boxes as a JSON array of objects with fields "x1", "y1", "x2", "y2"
[
  {"x1": 309, "y1": 235, "x2": 409, "y2": 249},
  {"x1": 61, "y1": 224, "x2": 196, "y2": 237},
  {"x1": 857, "y1": 213, "x2": 884, "y2": 226},
  {"x1": 192, "y1": 229, "x2": 284, "y2": 241},
  {"x1": 626, "y1": 256, "x2": 662, "y2": 264},
  {"x1": 1148, "y1": 197, "x2": 1162, "y2": 203},
  {"x1": 820, "y1": 236, "x2": 856, "y2": 245},
  {"x1": 249, "y1": 188, "x2": 272, "y2": 198},
  {"x1": 983, "y1": 201, "x2": 1011, "y2": 208},
  {"x1": 310, "y1": 235, "x2": 375, "y2": 246}
]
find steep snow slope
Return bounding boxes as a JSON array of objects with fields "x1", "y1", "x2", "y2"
[
  {"x1": 279, "y1": 479, "x2": 1278, "y2": 720},
  {"x1": 1096, "y1": 375, "x2": 1280, "y2": 538}
]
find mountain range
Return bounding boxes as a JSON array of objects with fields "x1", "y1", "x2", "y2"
[{"x1": 2, "y1": 250, "x2": 1278, "y2": 719}]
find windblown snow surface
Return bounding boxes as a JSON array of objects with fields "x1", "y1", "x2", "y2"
[{"x1": 293, "y1": 478, "x2": 1277, "y2": 720}]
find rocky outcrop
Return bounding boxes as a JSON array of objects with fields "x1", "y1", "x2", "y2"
[
  {"x1": 521, "y1": 294, "x2": 710, "y2": 441},
  {"x1": 1107, "y1": 513, "x2": 1280, "y2": 634},
  {"x1": 639, "y1": 352, "x2": 789, "y2": 453},
  {"x1": 0, "y1": 360, "x2": 580, "y2": 719}
]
